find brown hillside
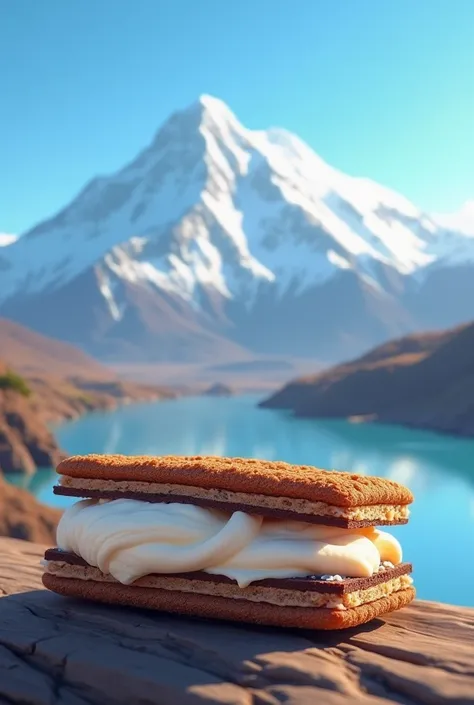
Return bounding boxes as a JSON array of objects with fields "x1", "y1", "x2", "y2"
[
  {"x1": 0, "y1": 317, "x2": 112, "y2": 379},
  {"x1": 261, "y1": 322, "x2": 474, "y2": 436},
  {"x1": 0, "y1": 318, "x2": 174, "y2": 424}
]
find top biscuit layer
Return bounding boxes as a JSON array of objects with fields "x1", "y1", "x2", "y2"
[{"x1": 57, "y1": 454, "x2": 413, "y2": 508}]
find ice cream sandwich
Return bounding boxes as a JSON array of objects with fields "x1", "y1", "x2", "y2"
[{"x1": 42, "y1": 454, "x2": 415, "y2": 630}]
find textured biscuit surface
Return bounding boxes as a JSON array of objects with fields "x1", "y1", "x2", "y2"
[
  {"x1": 57, "y1": 454, "x2": 414, "y2": 507},
  {"x1": 42, "y1": 572, "x2": 415, "y2": 630}
]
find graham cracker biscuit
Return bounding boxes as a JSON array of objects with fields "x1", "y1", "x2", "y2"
[
  {"x1": 44, "y1": 551, "x2": 413, "y2": 610},
  {"x1": 55, "y1": 454, "x2": 413, "y2": 527},
  {"x1": 42, "y1": 572, "x2": 415, "y2": 630}
]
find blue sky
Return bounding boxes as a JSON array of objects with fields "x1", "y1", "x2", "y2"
[{"x1": 2, "y1": 0, "x2": 474, "y2": 234}]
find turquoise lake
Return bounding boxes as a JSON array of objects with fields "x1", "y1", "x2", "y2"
[{"x1": 9, "y1": 394, "x2": 474, "y2": 607}]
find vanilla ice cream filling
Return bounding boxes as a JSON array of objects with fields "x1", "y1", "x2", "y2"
[{"x1": 56, "y1": 499, "x2": 404, "y2": 588}]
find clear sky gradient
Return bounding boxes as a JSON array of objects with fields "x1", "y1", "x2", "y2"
[{"x1": 2, "y1": 0, "x2": 474, "y2": 234}]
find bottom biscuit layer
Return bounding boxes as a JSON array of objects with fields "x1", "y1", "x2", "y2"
[
  {"x1": 42, "y1": 573, "x2": 415, "y2": 630},
  {"x1": 44, "y1": 560, "x2": 413, "y2": 609}
]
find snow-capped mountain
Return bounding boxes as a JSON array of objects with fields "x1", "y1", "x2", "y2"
[{"x1": 1, "y1": 95, "x2": 473, "y2": 363}]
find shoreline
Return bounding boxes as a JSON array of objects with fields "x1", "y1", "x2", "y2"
[
  {"x1": 260, "y1": 398, "x2": 474, "y2": 440},
  {"x1": 260, "y1": 396, "x2": 474, "y2": 441},
  {"x1": 310, "y1": 412, "x2": 474, "y2": 440}
]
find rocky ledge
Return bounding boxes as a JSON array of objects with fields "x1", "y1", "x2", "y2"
[{"x1": 0, "y1": 538, "x2": 472, "y2": 705}]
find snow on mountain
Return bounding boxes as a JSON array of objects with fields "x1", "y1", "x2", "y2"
[
  {"x1": 435, "y1": 201, "x2": 474, "y2": 235},
  {"x1": 1, "y1": 95, "x2": 473, "y2": 363},
  {"x1": 403, "y1": 201, "x2": 474, "y2": 272},
  {"x1": 0, "y1": 234, "x2": 17, "y2": 247}
]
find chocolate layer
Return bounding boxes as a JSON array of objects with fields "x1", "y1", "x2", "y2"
[
  {"x1": 44, "y1": 548, "x2": 412, "y2": 596},
  {"x1": 52, "y1": 486, "x2": 408, "y2": 528}
]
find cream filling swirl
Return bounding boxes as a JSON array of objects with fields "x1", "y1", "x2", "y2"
[{"x1": 56, "y1": 499, "x2": 403, "y2": 588}]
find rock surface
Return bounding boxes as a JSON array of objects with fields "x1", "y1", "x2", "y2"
[
  {"x1": 0, "y1": 538, "x2": 472, "y2": 705},
  {"x1": 261, "y1": 322, "x2": 474, "y2": 436},
  {"x1": 203, "y1": 383, "x2": 234, "y2": 397}
]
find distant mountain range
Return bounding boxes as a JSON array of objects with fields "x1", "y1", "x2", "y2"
[
  {"x1": 261, "y1": 321, "x2": 474, "y2": 437},
  {"x1": 1, "y1": 95, "x2": 474, "y2": 364}
]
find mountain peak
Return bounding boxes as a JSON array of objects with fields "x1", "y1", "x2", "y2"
[
  {"x1": 153, "y1": 94, "x2": 242, "y2": 146},
  {"x1": 195, "y1": 94, "x2": 241, "y2": 131},
  {"x1": 197, "y1": 93, "x2": 230, "y2": 114}
]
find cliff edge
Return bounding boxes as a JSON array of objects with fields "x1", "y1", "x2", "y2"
[{"x1": 0, "y1": 537, "x2": 472, "y2": 705}]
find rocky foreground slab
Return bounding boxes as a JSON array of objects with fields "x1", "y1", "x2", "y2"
[{"x1": 0, "y1": 537, "x2": 472, "y2": 705}]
